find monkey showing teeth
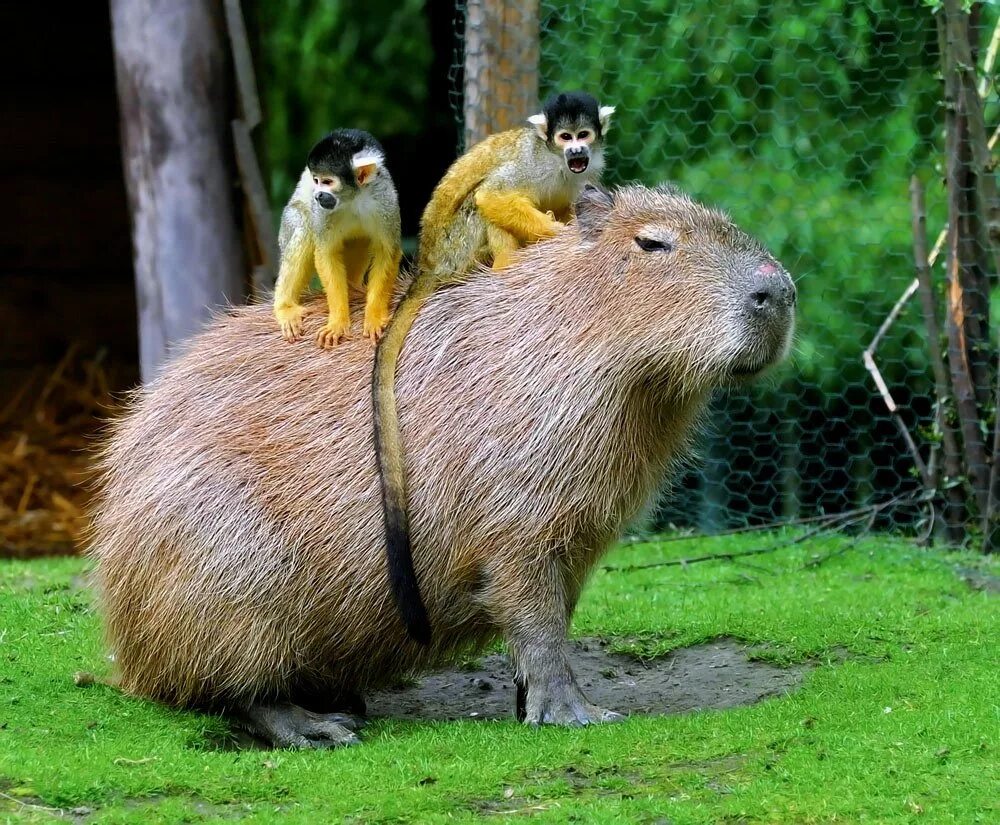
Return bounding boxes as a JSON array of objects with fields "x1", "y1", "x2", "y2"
[
  {"x1": 374, "y1": 91, "x2": 614, "y2": 645},
  {"x1": 273, "y1": 129, "x2": 403, "y2": 348}
]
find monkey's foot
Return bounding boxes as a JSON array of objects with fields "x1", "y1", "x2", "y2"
[
  {"x1": 362, "y1": 311, "x2": 392, "y2": 343},
  {"x1": 238, "y1": 703, "x2": 362, "y2": 749},
  {"x1": 275, "y1": 304, "x2": 306, "y2": 342},
  {"x1": 316, "y1": 319, "x2": 351, "y2": 349},
  {"x1": 542, "y1": 219, "x2": 566, "y2": 238},
  {"x1": 523, "y1": 680, "x2": 625, "y2": 727}
]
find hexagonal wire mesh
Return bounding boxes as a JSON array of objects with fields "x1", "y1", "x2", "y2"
[{"x1": 449, "y1": 0, "x2": 1000, "y2": 548}]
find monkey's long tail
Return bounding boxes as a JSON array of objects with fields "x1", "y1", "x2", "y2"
[{"x1": 372, "y1": 274, "x2": 436, "y2": 646}]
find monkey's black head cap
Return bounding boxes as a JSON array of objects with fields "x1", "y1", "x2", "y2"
[
  {"x1": 541, "y1": 91, "x2": 602, "y2": 140},
  {"x1": 307, "y1": 128, "x2": 385, "y2": 185}
]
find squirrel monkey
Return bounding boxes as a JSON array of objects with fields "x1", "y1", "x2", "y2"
[
  {"x1": 373, "y1": 92, "x2": 615, "y2": 644},
  {"x1": 274, "y1": 129, "x2": 402, "y2": 347}
]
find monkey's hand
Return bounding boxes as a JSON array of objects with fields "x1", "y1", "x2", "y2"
[
  {"x1": 362, "y1": 309, "x2": 393, "y2": 344},
  {"x1": 275, "y1": 303, "x2": 306, "y2": 342},
  {"x1": 316, "y1": 317, "x2": 352, "y2": 349}
]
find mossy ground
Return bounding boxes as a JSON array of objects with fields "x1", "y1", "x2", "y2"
[{"x1": 1, "y1": 532, "x2": 997, "y2": 823}]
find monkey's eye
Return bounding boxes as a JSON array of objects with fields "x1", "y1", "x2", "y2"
[
  {"x1": 312, "y1": 177, "x2": 319, "y2": 185},
  {"x1": 634, "y1": 236, "x2": 673, "y2": 252},
  {"x1": 578, "y1": 130, "x2": 591, "y2": 140},
  {"x1": 559, "y1": 131, "x2": 573, "y2": 141}
]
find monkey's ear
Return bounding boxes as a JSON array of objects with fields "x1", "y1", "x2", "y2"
[
  {"x1": 352, "y1": 153, "x2": 382, "y2": 186},
  {"x1": 575, "y1": 184, "x2": 614, "y2": 241},
  {"x1": 598, "y1": 105, "x2": 616, "y2": 134},
  {"x1": 527, "y1": 112, "x2": 548, "y2": 141}
]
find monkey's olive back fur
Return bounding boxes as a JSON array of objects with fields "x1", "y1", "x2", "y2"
[{"x1": 89, "y1": 185, "x2": 794, "y2": 717}]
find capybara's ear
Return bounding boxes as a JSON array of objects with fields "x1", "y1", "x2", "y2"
[{"x1": 576, "y1": 184, "x2": 614, "y2": 241}]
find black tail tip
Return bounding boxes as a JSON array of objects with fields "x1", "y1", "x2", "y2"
[{"x1": 403, "y1": 608, "x2": 432, "y2": 646}]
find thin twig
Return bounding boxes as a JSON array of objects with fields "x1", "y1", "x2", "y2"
[
  {"x1": 608, "y1": 493, "x2": 930, "y2": 573},
  {"x1": 862, "y1": 278, "x2": 931, "y2": 488},
  {"x1": 621, "y1": 502, "x2": 895, "y2": 548},
  {"x1": 801, "y1": 508, "x2": 879, "y2": 570},
  {"x1": 978, "y1": 16, "x2": 1000, "y2": 98},
  {"x1": 0, "y1": 791, "x2": 64, "y2": 816},
  {"x1": 608, "y1": 521, "x2": 838, "y2": 572}
]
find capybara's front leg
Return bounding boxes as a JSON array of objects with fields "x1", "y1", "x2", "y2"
[{"x1": 489, "y1": 554, "x2": 624, "y2": 727}]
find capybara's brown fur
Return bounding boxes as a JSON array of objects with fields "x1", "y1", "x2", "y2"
[{"x1": 89, "y1": 184, "x2": 794, "y2": 735}]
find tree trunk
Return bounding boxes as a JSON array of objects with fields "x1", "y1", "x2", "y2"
[
  {"x1": 463, "y1": 0, "x2": 540, "y2": 150},
  {"x1": 911, "y1": 176, "x2": 966, "y2": 543},
  {"x1": 939, "y1": 4, "x2": 992, "y2": 528},
  {"x1": 111, "y1": 0, "x2": 246, "y2": 380}
]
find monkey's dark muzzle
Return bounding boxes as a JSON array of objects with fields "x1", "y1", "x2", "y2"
[
  {"x1": 565, "y1": 148, "x2": 590, "y2": 174},
  {"x1": 315, "y1": 192, "x2": 339, "y2": 210}
]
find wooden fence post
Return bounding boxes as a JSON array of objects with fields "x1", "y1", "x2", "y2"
[
  {"x1": 463, "y1": 0, "x2": 540, "y2": 149},
  {"x1": 111, "y1": 0, "x2": 247, "y2": 380}
]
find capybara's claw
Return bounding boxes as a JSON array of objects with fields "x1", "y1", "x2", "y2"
[
  {"x1": 523, "y1": 682, "x2": 625, "y2": 727},
  {"x1": 240, "y1": 704, "x2": 361, "y2": 749}
]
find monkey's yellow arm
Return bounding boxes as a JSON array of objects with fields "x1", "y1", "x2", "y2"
[
  {"x1": 314, "y1": 245, "x2": 351, "y2": 349},
  {"x1": 364, "y1": 241, "x2": 403, "y2": 342},
  {"x1": 273, "y1": 227, "x2": 315, "y2": 342}
]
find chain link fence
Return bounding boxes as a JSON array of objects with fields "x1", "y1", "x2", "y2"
[{"x1": 452, "y1": 0, "x2": 1000, "y2": 549}]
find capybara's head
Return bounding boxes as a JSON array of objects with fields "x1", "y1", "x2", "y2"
[{"x1": 569, "y1": 183, "x2": 795, "y2": 391}]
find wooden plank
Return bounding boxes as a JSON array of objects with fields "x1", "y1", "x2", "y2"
[{"x1": 233, "y1": 119, "x2": 278, "y2": 298}]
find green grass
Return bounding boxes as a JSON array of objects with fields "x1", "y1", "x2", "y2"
[{"x1": 1, "y1": 533, "x2": 998, "y2": 823}]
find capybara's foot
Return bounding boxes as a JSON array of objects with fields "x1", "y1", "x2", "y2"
[
  {"x1": 316, "y1": 318, "x2": 351, "y2": 349},
  {"x1": 275, "y1": 304, "x2": 306, "y2": 342},
  {"x1": 240, "y1": 703, "x2": 362, "y2": 749},
  {"x1": 362, "y1": 309, "x2": 392, "y2": 343},
  {"x1": 523, "y1": 681, "x2": 624, "y2": 727}
]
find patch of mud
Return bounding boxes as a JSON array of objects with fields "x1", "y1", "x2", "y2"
[
  {"x1": 367, "y1": 638, "x2": 806, "y2": 722},
  {"x1": 957, "y1": 567, "x2": 1000, "y2": 594}
]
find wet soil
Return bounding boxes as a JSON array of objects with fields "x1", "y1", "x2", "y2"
[{"x1": 366, "y1": 637, "x2": 806, "y2": 722}]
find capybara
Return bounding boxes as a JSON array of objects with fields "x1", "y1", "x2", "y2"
[{"x1": 89, "y1": 183, "x2": 795, "y2": 748}]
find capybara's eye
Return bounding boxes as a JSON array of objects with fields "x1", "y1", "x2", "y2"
[{"x1": 634, "y1": 236, "x2": 672, "y2": 252}]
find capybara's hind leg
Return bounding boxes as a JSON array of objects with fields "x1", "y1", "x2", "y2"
[
  {"x1": 238, "y1": 703, "x2": 361, "y2": 749},
  {"x1": 291, "y1": 685, "x2": 367, "y2": 719},
  {"x1": 491, "y1": 554, "x2": 625, "y2": 727}
]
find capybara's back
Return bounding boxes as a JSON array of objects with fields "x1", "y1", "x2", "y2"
[{"x1": 90, "y1": 183, "x2": 795, "y2": 746}]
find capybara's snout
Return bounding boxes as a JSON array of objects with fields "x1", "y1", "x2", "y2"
[{"x1": 730, "y1": 260, "x2": 796, "y2": 377}]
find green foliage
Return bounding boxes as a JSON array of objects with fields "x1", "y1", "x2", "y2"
[
  {"x1": 540, "y1": 0, "x2": 947, "y2": 388},
  {"x1": 1, "y1": 539, "x2": 997, "y2": 822},
  {"x1": 257, "y1": 0, "x2": 432, "y2": 206}
]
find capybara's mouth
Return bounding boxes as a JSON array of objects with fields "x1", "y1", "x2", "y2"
[
  {"x1": 728, "y1": 360, "x2": 769, "y2": 380},
  {"x1": 567, "y1": 157, "x2": 589, "y2": 174}
]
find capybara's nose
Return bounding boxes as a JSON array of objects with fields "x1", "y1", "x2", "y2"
[{"x1": 745, "y1": 263, "x2": 795, "y2": 316}]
